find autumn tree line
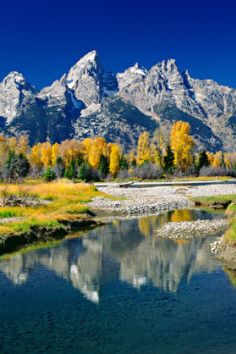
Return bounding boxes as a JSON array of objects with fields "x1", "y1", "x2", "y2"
[{"x1": 0, "y1": 121, "x2": 236, "y2": 182}]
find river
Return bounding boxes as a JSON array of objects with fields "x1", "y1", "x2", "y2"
[{"x1": 0, "y1": 209, "x2": 236, "y2": 353}]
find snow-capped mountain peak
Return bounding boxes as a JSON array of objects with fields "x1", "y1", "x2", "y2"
[
  {"x1": 0, "y1": 71, "x2": 35, "y2": 123},
  {"x1": 0, "y1": 51, "x2": 236, "y2": 151}
]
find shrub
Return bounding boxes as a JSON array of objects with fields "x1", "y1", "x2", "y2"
[
  {"x1": 131, "y1": 162, "x2": 163, "y2": 179},
  {"x1": 199, "y1": 166, "x2": 236, "y2": 177},
  {"x1": 117, "y1": 170, "x2": 129, "y2": 179}
]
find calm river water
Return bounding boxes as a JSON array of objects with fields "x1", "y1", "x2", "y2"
[{"x1": 0, "y1": 209, "x2": 236, "y2": 354}]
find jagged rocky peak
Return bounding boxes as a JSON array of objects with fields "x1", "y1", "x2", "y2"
[
  {"x1": 0, "y1": 52, "x2": 236, "y2": 152},
  {"x1": 38, "y1": 80, "x2": 70, "y2": 106},
  {"x1": 38, "y1": 79, "x2": 84, "y2": 112},
  {"x1": 66, "y1": 50, "x2": 101, "y2": 86},
  {"x1": 0, "y1": 71, "x2": 35, "y2": 123},
  {"x1": 63, "y1": 50, "x2": 117, "y2": 109},
  {"x1": 148, "y1": 58, "x2": 186, "y2": 92},
  {"x1": 2, "y1": 71, "x2": 26, "y2": 85},
  {"x1": 117, "y1": 63, "x2": 148, "y2": 90}
]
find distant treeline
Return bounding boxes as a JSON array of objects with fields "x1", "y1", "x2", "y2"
[{"x1": 1, "y1": 121, "x2": 236, "y2": 182}]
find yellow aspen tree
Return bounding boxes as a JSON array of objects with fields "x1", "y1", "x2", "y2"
[
  {"x1": 82, "y1": 138, "x2": 92, "y2": 162},
  {"x1": 60, "y1": 140, "x2": 82, "y2": 167},
  {"x1": 150, "y1": 142, "x2": 162, "y2": 166},
  {"x1": 206, "y1": 152, "x2": 214, "y2": 166},
  {"x1": 153, "y1": 127, "x2": 169, "y2": 156},
  {"x1": 109, "y1": 143, "x2": 122, "y2": 176},
  {"x1": 88, "y1": 137, "x2": 107, "y2": 169},
  {"x1": 0, "y1": 136, "x2": 10, "y2": 169},
  {"x1": 127, "y1": 149, "x2": 136, "y2": 166},
  {"x1": 41, "y1": 142, "x2": 52, "y2": 167},
  {"x1": 51, "y1": 143, "x2": 59, "y2": 166},
  {"x1": 16, "y1": 135, "x2": 29, "y2": 155},
  {"x1": 136, "y1": 131, "x2": 151, "y2": 165},
  {"x1": 29, "y1": 143, "x2": 42, "y2": 168},
  {"x1": 9, "y1": 137, "x2": 17, "y2": 152},
  {"x1": 212, "y1": 151, "x2": 222, "y2": 167},
  {"x1": 170, "y1": 121, "x2": 194, "y2": 171}
]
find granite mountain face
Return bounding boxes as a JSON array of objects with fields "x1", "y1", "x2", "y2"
[{"x1": 0, "y1": 50, "x2": 236, "y2": 151}]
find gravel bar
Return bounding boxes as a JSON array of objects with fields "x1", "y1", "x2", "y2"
[{"x1": 90, "y1": 183, "x2": 236, "y2": 216}]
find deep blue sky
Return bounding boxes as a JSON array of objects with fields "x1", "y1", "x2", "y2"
[{"x1": 0, "y1": 0, "x2": 236, "y2": 88}]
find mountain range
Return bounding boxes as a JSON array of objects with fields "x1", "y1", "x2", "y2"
[{"x1": 0, "y1": 50, "x2": 236, "y2": 151}]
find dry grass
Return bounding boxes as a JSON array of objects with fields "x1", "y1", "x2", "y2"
[{"x1": 0, "y1": 180, "x2": 105, "y2": 236}]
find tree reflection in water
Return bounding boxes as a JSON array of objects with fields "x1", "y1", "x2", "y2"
[{"x1": 0, "y1": 209, "x2": 222, "y2": 302}]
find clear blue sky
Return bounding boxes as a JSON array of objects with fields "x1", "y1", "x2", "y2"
[{"x1": 0, "y1": 0, "x2": 235, "y2": 88}]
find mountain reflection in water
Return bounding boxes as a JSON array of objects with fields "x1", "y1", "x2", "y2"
[{"x1": 0, "y1": 209, "x2": 221, "y2": 303}]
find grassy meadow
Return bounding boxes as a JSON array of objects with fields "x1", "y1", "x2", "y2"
[{"x1": 0, "y1": 180, "x2": 105, "y2": 238}]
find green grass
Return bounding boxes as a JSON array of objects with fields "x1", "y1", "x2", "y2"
[
  {"x1": 192, "y1": 194, "x2": 236, "y2": 206},
  {"x1": 0, "y1": 218, "x2": 62, "y2": 235},
  {"x1": 191, "y1": 195, "x2": 236, "y2": 244},
  {"x1": 0, "y1": 181, "x2": 107, "y2": 237},
  {"x1": 0, "y1": 208, "x2": 23, "y2": 218},
  {"x1": 225, "y1": 268, "x2": 236, "y2": 287},
  {"x1": 224, "y1": 216, "x2": 236, "y2": 244},
  {"x1": 226, "y1": 202, "x2": 236, "y2": 213}
]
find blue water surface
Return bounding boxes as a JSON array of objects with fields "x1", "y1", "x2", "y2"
[{"x1": 0, "y1": 209, "x2": 236, "y2": 354}]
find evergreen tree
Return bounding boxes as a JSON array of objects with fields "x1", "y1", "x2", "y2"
[
  {"x1": 98, "y1": 155, "x2": 109, "y2": 180},
  {"x1": 120, "y1": 156, "x2": 129, "y2": 170},
  {"x1": 163, "y1": 146, "x2": 174, "y2": 173},
  {"x1": 64, "y1": 160, "x2": 76, "y2": 179},
  {"x1": 78, "y1": 162, "x2": 92, "y2": 182},
  {"x1": 43, "y1": 167, "x2": 56, "y2": 182},
  {"x1": 55, "y1": 157, "x2": 65, "y2": 178},
  {"x1": 197, "y1": 150, "x2": 210, "y2": 170},
  {"x1": 4, "y1": 152, "x2": 30, "y2": 181}
]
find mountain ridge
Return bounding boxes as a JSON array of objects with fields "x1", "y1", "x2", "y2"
[{"x1": 0, "y1": 50, "x2": 235, "y2": 151}]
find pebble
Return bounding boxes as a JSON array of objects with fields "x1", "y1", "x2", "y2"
[{"x1": 210, "y1": 237, "x2": 223, "y2": 254}]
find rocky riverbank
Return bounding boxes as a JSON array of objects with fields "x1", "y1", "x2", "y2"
[
  {"x1": 210, "y1": 237, "x2": 236, "y2": 270},
  {"x1": 90, "y1": 183, "x2": 236, "y2": 216},
  {"x1": 155, "y1": 219, "x2": 228, "y2": 240},
  {"x1": 89, "y1": 186, "x2": 192, "y2": 215}
]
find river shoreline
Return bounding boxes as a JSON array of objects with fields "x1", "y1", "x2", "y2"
[
  {"x1": 1, "y1": 182, "x2": 236, "y2": 257},
  {"x1": 0, "y1": 216, "x2": 102, "y2": 256},
  {"x1": 90, "y1": 183, "x2": 236, "y2": 214}
]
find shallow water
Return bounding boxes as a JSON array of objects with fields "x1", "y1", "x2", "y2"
[{"x1": 0, "y1": 209, "x2": 236, "y2": 354}]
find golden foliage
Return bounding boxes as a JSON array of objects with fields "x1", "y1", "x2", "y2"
[
  {"x1": 170, "y1": 121, "x2": 194, "y2": 171},
  {"x1": 41, "y1": 142, "x2": 52, "y2": 167},
  {"x1": 88, "y1": 137, "x2": 108, "y2": 169},
  {"x1": 136, "y1": 131, "x2": 151, "y2": 165},
  {"x1": 109, "y1": 143, "x2": 122, "y2": 176}
]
